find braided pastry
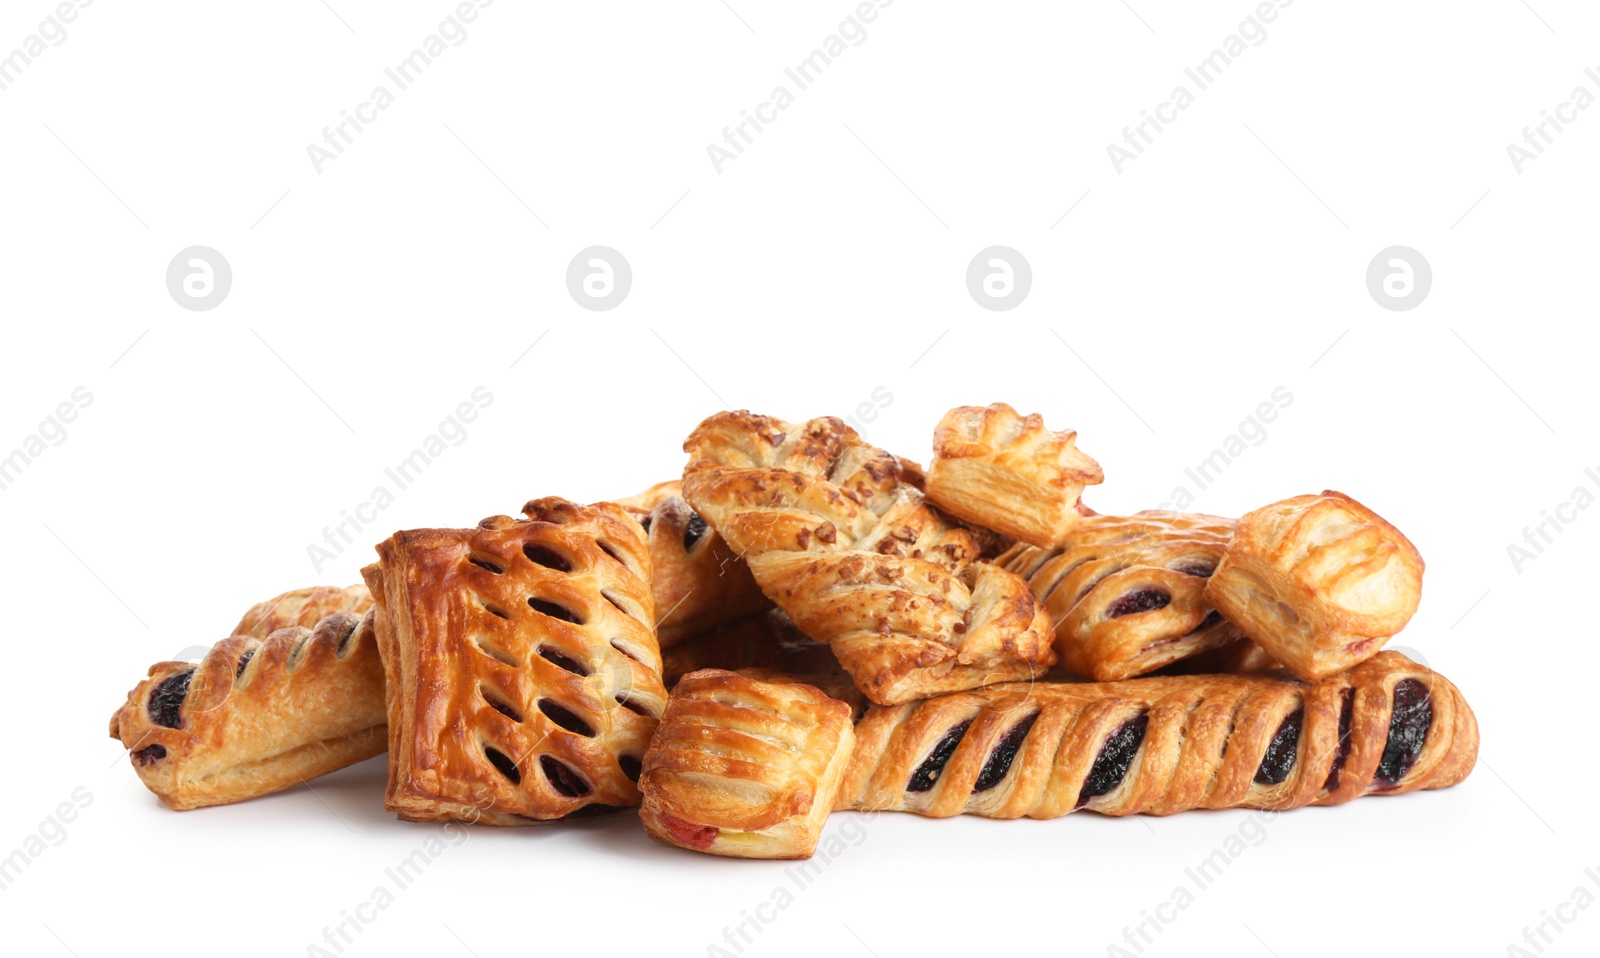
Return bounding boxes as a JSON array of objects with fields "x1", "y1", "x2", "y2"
[
  {"x1": 925, "y1": 402, "x2": 1103, "y2": 548},
  {"x1": 640, "y1": 669, "x2": 855, "y2": 859},
  {"x1": 998, "y1": 511, "x2": 1242, "y2": 680},
  {"x1": 682, "y1": 411, "x2": 1055, "y2": 706},
  {"x1": 1206, "y1": 491, "x2": 1424, "y2": 681},
  {"x1": 362, "y1": 497, "x2": 667, "y2": 825},
  {"x1": 615, "y1": 481, "x2": 769, "y2": 648},
  {"x1": 109, "y1": 610, "x2": 386, "y2": 810},
  {"x1": 231, "y1": 583, "x2": 371, "y2": 639},
  {"x1": 837, "y1": 651, "x2": 1476, "y2": 818}
]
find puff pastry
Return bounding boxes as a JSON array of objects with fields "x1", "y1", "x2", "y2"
[
  {"x1": 1205, "y1": 491, "x2": 1424, "y2": 681},
  {"x1": 925, "y1": 403, "x2": 1103, "y2": 548},
  {"x1": 109, "y1": 610, "x2": 387, "y2": 810},
  {"x1": 618, "y1": 484, "x2": 770, "y2": 648},
  {"x1": 837, "y1": 651, "x2": 1475, "y2": 818},
  {"x1": 362, "y1": 497, "x2": 667, "y2": 825},
  {"x1": 682, "y1": 411, "x2": 1055, "y2": 706},
  {"x1": 661, "y1": 608, "x2": 844, "y2": 687},
  {"x1": 232, "y1": 583, "x2": 372, "y2": 639},
  {"x1": 639, "y1": 669, "x2": 855, "y2": 858},
  {"x1": 999, "y1": 511, "x2": 1242, "y2": 681}
]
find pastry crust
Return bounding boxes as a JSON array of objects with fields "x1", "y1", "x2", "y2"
[
  {"x1": 108, "y1": 610, "x2": 387, "y2": 811},
  {"x1": 624, "y1": 487, "x2": 770, "y2": 648},
  {"x1": 682, "y1": 411, "x2": 1055, "y2": 706},
  {"x1": 837, "y1": 651, "x2": 1476, "y2": 818},
  {"x1": 231, "y1": 583, "x2": 372, "y2": 639},
  {"x1": 999, "y1": 511, "x2": 1242, "y2": 680},
  {"x1": 639, "y1": 669, "x2": 855, "y2": 859},
  {"x1": 362, "y1": 497, "x2": 667, "y2": 825},
  {"x1": 1205, "y1": 491, "x2": 1424, "y2": 681},
  {"x1": 925, "y1": 403, "x2": 1103, "y2": 548}
]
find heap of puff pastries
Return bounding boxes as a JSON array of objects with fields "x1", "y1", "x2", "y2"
[{"x1": 109, "y1": 402, "x2": 1474, "y2": 859}]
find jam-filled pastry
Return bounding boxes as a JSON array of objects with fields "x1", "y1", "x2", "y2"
[
  {"x1": 998, "y1": 511, "x2": 1242, "y2": 681},
  {"x1": 924, "y1": 403, "x2": 1103, "y2": 548},
  {"x1": 232, "y1": 583, "x2": 372, "y2": 638},
  {"x1": 362, "y1": 497, "x2": 667, "y2": 825},
  {"x1": 837, "y1": 650, "x2": 1475, "y2": 818},
  {"x1": 682, "y1": 411, "x2": 1055, "y2": 706},
  {"x1": 629, "y1": 488, "x2": 769, "y2": 649},
  {"x1": 108, "y1": 610, "x2": 387, "y2": 811},
  {"x1": 661, "y1": 608, "x2": 843, "y2": 687},
  {"x1": 1205, "y1": 491, "x2": 1424, "y2": 681},
  {"x1": 640, "y1": 669, "x2": 855, "y2": 859}
]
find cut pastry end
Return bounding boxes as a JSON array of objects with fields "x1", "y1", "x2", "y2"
[
  {"x1": 925, "y1": 403, "x2": 1103, "y2": 548},
  {"x1": 1206, "y1": 490, "x2": 1424, "y2": 682},
  {"x1": 639, "y1": 669, "x2": 856, "y2": 859}
]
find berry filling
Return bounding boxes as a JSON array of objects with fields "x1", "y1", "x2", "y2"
[
  {"x1": 523, "y1": 544, "x2": 573, "y2": 573},
  {"x1": 538, "y1": 699, "x2": 595, "y2": 737},
  {"x1": 1107, "y1": 589, "x2": 1171, "y2": 619},
  {"x1": 1077, "y1": 713, "x2": 1148, "y2": 807},
  {"x1": 1323, "y1": 687, "x2": 1356, "y2": 791},
  {"x1": 537, "y1": 646, "x2": 589, "y2": 675},
  {"x1": 133, "y1": 744, "x2": 167, "y2": 766},
  {"x1": 906, "y1": 720, "x2": 972, "y2": 792},
  {"x1": 148, "y1": 669, "x2": 195, "y2": 729},
  {"x1": 973, "y1": 713, "x2": 1039, "y2": 793},
  {"x1": 484, "y1": 746, "x2": 521, "y2": 784},
  {"x1": 1254, "y1": 708, "x2": 1304, "y2": 785},
  {"x1": 528, "y1": 598, "x2": 584, "y2": 625},
  {"x1": 683, "y1": 513, "x2": 709, "y2": 551},
  {"x1": 1374, "y1": 679, "x2": 1432, "y2": 789},
  {"x1": 541, "y1": 755, "x2": 592, "y2": 797}
]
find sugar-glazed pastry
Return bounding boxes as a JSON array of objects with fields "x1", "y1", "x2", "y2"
[
  {"x1": 109, "y1": 610, "x2": 387, "y2": 810},
  {"x1": 231, "y1": 583, "x2": 372, "y2": 639},
  {"x1": 661, "y1": 609, "x2": 842, "y2": 687},
  {"x1": 1205, "y1": 491, "x2": 1424, "y2": 681},
  {"x1": 682, "y1": 411, "x2": 1055, "y2": 706},
  {"x1": 924, "y1": 403, "x2": 1103, "y2": 548},
  {"x1": 837, "y1": 651, "x2": 1475, "y2": 818},
  {"x1": 998, "y1": 511, "x2": 1241, "y2": 681},
  {"x1": 362, "y1": 497, "x2": 667, "y2": 825},
  {"x1": 633, "y1": 490, "x2": 769, "y2": 649},
  {"x1": 736, "y1": 667, "x2": 869, "y2": 720},
  {"x1": 639, "y1": 669, "x2": 855, "y2": 858}
]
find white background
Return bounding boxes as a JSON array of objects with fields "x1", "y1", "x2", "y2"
[{"x1": 1, "y1": 1, "x2": 1594, "y2": 955}]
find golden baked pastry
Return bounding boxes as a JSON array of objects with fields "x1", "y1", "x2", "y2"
[
  {"x1": 232, "y1": 583, "x2": 372, "y2": 638},
  {"x1": 1205, "y1": 491, "x2": 1425, "y2": 681},
  {"x1": 109, "y1": 610, "x2": 387, "y2": 810},
  {"x1": 661, "y1": 608, "x2": 843, "y2": 687},
  {"x1": 681, "y1": 410, "x2": 1055, "y2": 706},
  {"x1": 998, "y1": 511, "x2": 1242, "y2": 680},
  {"x1": 736, "y1": 667, "x2": 869, "y2": 720},
  {"x1": 627, "y1": 488, "x2": 769, "y2": 648},
  {"x1": 925, "y1": 403, "x2": 1103, "y2": 548},
  {"x1": 838, "y1": 651, "x2": 1475, "y2": 818},
  {"x1": 362, "y1": 497, "x2": 667, "y2": 824},
  {"x1": 639, "y1": 669, "x2": 855, "y2": 858}
]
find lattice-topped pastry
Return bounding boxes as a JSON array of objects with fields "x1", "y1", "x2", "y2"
[
  {"x1": 837, "y1": 651, "x2": 1476, "y2": 818},
  {"x1": 231, "y1": 583, "x2": 372, "y2": 639},
  {"x1": 1206, "y1": 491, "x2": 1424, "y2": 681},
  {"x1": 998, "y1": 511, "x2": 1242, "y2": 680},
  {"x1": 109, "y1": 609, "x2": 387, "y2": 810},
  {"x1": 682, "y1": 411, "x2": 1055, "y2": 706},
  {"x1": 615, "y1": 481, "x2": 769, "y2": 648},
  {"x1": 362, "y1": 497, "x2": 667, "y2": 824},
  {"x1": 640, "y1": 669, "x2": 855, "y2": 858},
  {"x1": 925, "y1": 403, "x2": 1103, "y2": 548}
]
